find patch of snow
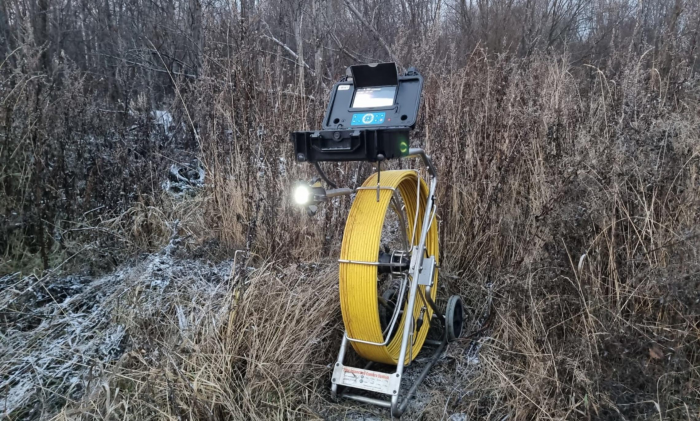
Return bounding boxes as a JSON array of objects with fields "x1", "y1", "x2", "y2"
[
  {"x1": 2, "y1": 379, "x2": 34, "y2": 416},
  {"x1": 176, "y1": 304, "x2": 188, "y2": 333},
  {"x1": 152, "y1": 110, "x2": 173, "y2": 135},
  {"x1": 99, "y1": 325, "x2": 126, "y2": 358}
]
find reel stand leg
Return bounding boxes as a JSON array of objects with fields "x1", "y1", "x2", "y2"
[
  {"x1": 332, "y1": 284, "x2": 451, "y2": 417},
  {"x1": 392, "y1": 286, "x2": 447, "y2": 417}
]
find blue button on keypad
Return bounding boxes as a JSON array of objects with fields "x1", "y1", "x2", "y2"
[{"x1": 351, "y1": 112, "x2": 386, "y2": 126}]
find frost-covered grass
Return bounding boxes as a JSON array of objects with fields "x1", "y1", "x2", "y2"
[
  {"x1": 1, "y1": 243, "x2": 491, "y2": 420},
  {"x1": 0, "y1": 248, "x2": 236, "y2": 419},
  {"x1": 1, "y1": 269, "x2": 126, "y2": 418}
]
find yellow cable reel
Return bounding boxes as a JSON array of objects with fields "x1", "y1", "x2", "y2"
[{"x1": 339, "y1": 170, "x2": 438, "y2": 365}]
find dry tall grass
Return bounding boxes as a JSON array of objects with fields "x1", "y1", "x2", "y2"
[
  {"x1": 2, "y1": 0, "x2": 700, "y2": 419},
  {"x1": 48, "y1": 259, "x2": 341, "y2": 420},
  {"x1": 24, "y1": 50, "x2": 696, "y2": 420}
]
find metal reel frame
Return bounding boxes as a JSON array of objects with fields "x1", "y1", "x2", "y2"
[{"x1": 330, "y1": 148, "x2": 462, "y2": 418}]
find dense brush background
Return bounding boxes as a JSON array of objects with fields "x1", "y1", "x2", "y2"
[{"x1": 1, "y1": 0, "x2": 700, "y2": 419}]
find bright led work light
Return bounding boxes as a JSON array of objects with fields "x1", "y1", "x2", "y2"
[{"x1": 293, "y1": 184, "x2": 312, "y2": 205}]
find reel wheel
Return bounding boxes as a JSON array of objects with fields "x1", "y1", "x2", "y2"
[{"x1": 446, "y1": 295, "x2": 464, "y2": 342}]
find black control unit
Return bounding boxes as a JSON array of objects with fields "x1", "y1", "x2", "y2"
[{"x1": 291, "y1": 62, "x2": 423, "y2": 163}]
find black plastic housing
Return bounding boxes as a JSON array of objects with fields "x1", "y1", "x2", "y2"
[
  {"x1": 321, "y1": 67, "x2": 423, "y2": 130},
  {"x1": 291, "y1": 63, "x2": 422, "y2": 164},
  {"x1": 350, "y1": 62, "x2": 399, "y2": 88},
  {"x1": 291, "y1": 129, "x2": 410, "y2": 163}
]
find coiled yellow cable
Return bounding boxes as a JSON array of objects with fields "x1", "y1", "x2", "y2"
[{"x1": 339, "y1": 170, "x2": 438, "y2": 365}]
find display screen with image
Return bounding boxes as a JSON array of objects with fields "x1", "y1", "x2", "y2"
[{"x1": 352, "y1": 86, "x2": 396, "y2": 108}]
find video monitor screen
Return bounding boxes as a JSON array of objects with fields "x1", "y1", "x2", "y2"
[{"x1": 352, "y1": 86, "x2": 396, "y2": 108}]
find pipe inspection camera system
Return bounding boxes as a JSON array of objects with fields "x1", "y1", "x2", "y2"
[{"x1": 291, "y1": 63, "x2": 464, "y2": 417}]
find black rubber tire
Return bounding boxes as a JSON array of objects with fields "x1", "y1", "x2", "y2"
[{"x1": 446, "y1": 295, "x2": 464, "y2": 342}]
